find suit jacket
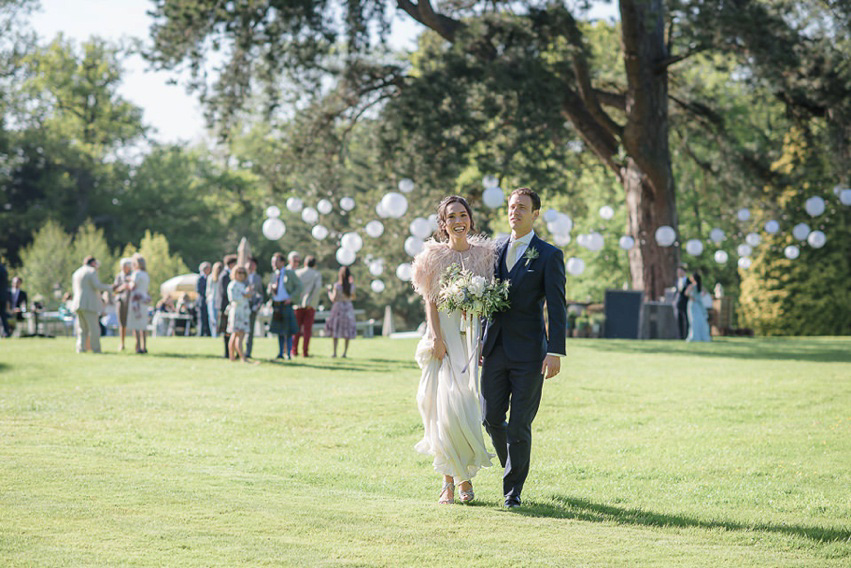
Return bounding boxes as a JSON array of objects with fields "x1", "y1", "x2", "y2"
[
  {"x1": 71, "y1": 265, "x2": 112, "y2": 313},
  {"x1": 197, "y1": 273, "x2": 208, "y2": 298},
  {"x1": 295, "y1": 267, "x2": 322, "y2": 308},
  {"x1": 674, "y1": 276, "x2": 689, "y2": 312},
  {"x1": 247, "y1": 272, "x2": 264, "y2": 312},
  {"x1": 9, "y1": 288, "x2": 27, "y2": 319},
  {"x1": 268, "y1": 268, "x2": 303, "y2": 303},
  {"x1": 219, "y1": 270, "x2": 231, "y2": 314},
  {"x1": 482, "y1": 234, "x2": 567, "y2": 363}
]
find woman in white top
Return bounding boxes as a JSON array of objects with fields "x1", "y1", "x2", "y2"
[
  {"x1": 125, "y1": 253, "x2": 151, "y2": 354},
  {"x1": 206, "y1": 261, "x2": 223, "y2": 338}
]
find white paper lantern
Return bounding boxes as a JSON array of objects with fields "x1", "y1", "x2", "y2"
[
  {"x1": 577, "y1": 234, "x2": 590, "y2": 249},
  {"x1": 807, "y1": 230, "x2": 826, "y2": 249},
  {"x1": 738, "y1": 257, "x2": 752, "y2": 269},
  {"x1": 482, "y1": 174, "x2": 499, "y2": 189},
  {"x1": 745, "y1": 232, "x2": 761, "y2": 247},
  {"x1": 286, "y1": 197, "x2": 303, "y2": 213},
  {"x1": 311, "y1": 225, "x2": 329, "y2": 240},
  {"x1": 784, "y1": 245, "x2": 800, "y2": 260},
  {"x1": 618, "y1": 236, "x2": 635, "y2": 250},
  {"x1": 737, "y1": 244, "x2": 752, "y2": 257},
  {"x1": 301, "y1": 207, "x2": 319, "y2": 225},
  {"x1": 840, "y1": 189, "x2": 851, "y2": 206},
  {"x1": 336, "y1": 247, "x2": 356, "y2": 266},
  {"x1": 586, "y1": 232, "x2": 605, "y2": 252},
  {"x1": 381, "y1": 192, "x2": 408, "y2": 218},
  {"x1": 375, "y1": 200, "x2": 390, "y2": 218},
  {"x1": 685, "y1": 239, "x2": 704, "y2": 256},
  {"x1": 340, "y1": 197, "x2": 355, "y2": 211},
  {"x1": 370, "y1": 279, "x2": 385, "y2": 293},
  {"x1": 365, "y1": 220, "x2": 385, "y2": 238},
  {"x1": 262, "y1": 217, "x2": 286, "y2": 241},
  {"x1": 805, "y1": 196, "x2": 825, "y2": 217},
  {"x1": 710, "y1": 228, "x2": 725, "y2": 243},
  {"x1": 409, "y1": 217, "x2": 432, "y2": 239},
  {"x1": 792, "y1": 223, "x2": 810, "y2": 241},
  {"x1": 655, "y1": 225, "x2": 676, "y2": 247},
  {"x1": 566, "y1": 257, "x2": 585, "y2": 276},
  {"x1": 543, "y1": 208, "x2": 559, "y2": 223},
  {"x1": 404, "y1": 236, "x2": 425, "y2": 257},
  {"x1": 714, "y1": 250, "x2": 729, "y2": 264},
  {"x1": 396, "y1": 262, "x2": 413, "y2": 282},
  {"x1": 599, "y1": 205, "x2": 615, "y2": 220},
  {"x1": 553, "y1": 233, "x2": 571, "y2": 247},
  {"x1": 265, "y1": 205, "x2": 281, "y2": 218},
  {"x1": 317, "y1": 199, "x2": 333, "y2": 215},
  {"x1": 341, "y1": 232, "x2": 364, "y2": 253},
  {"x1": 764, "y1": 220, "x2": 780, "y2": 234},
  {"x1": 482, "y1": 186, "x2": 505, "y2": 209},
  {"x1": 398, "y1": 178, "x2": 415, "y2": 193},
  {"x1": 737, "y1": 208, "x2": 751, "y2": 222},
  {"x1": 368, "y1": 261, "x2": 384, "y2": 276},
  {"x1": 428, "y1": 214, "x2": 439, "y2": 232},
  {"x1": 547, "y1": 213, "x2": 573, "y2": 236}
]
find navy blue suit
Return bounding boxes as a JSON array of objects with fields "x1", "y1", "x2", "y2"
[
  {"x1": 481, "y1": 233, "x2": 567, "y2": 500},
  {"x1": 197, "y1": 273, "x2": 211, "y2": 336}
]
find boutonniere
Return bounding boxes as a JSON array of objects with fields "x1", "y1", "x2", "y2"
[{"x1": 523, "y1": 247, "x2": 539, "y2": 267}]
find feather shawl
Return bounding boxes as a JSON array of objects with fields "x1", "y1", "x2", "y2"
[{"x1": 411, "y1": 234, "x2": 496, "y2": 303}]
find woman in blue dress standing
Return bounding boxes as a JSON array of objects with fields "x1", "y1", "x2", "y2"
[{"x1": 686, "y1": 272, "x2": 711, "y2": 342}]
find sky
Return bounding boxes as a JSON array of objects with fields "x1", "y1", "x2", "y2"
[{"x1": 31, "y1": 0, "x2": 617, "y2": 144}]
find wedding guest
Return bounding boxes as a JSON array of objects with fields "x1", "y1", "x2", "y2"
[
  {"x1": 126, "y1": 253, "x2": 151, "y2": 354},
  {"x1": 113, "y1": 258, "x2": 133, "y2": 351},
  {"x1": 8, "y1": 276, "x2": 27, "y2": 336},
  {"x1": 226, "y1": 266, "x2": 254, "y2": 363},
  {"x1": 71, "y1": 256, "x2": 114, "y2": 353},
  {"x1": 0, "y1": 261, "x2": 10, "y2": 337},
  {"x1": 294, "y1": 255, "x2": 322, "y2": 357},
  {"x1": 197, "y1": 262, "x2": 212, "y2": 336},
  {"x1": 268, "y1": 252, "x2": 302, "y2": 360},
  {"x1": 686, "y1": 272, "x2": 711, "y2": 342},
  {"x1": 219, "y1": 254, "x2": 238, "y2": 358},
  {"x1": 244, "y1": 257, "x2": 264, "y2": 359},
  {"x1": 325, "y1": 266, "x2": 357, "y2": 358},
  {"x1": 101, "y1": 291, "x2": 119, "y2": 336},
  {"x1": 674, "y1": 265, "x2": 690, "y2": 340},
  {"x1": 207, "y1": 261, "x2": 224, "y2": 338}
]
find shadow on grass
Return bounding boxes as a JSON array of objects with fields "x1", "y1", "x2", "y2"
[
  {"x1": 147, "y1": 351, "x2": 418, "y2": 372},
  {"x1": 579, "y1": 338, "x2": 851, "y2": 364},
  {"x1": 517, "y1": 495, "x2": 850, "y2": 543}
]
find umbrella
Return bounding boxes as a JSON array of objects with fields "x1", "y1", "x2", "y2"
[
  {"x1": 237, "y1": 237, "x2": 252, "y2": 268},
  {"x1": 160, "y1": 273, "x2": 200, "y2": 300}
]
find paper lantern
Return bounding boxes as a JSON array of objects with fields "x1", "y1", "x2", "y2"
[
  {"x1": 805, "y1": 196, "x2": 825, "y2": 217},
  {"x1": 618, "y1": 236, "x2": 635, "y2": 250},
  {"x1": 784, "y1": 245, "x2": 800, "y2": 260},
  {"x1": 398, "y1": 178, "x2": 415, "y2": 193},
  {"x1": 396, "y1": 262, "x2": 413, "y2": 282},
  {"x1": 543, "y1": 208, "x2": 559, "y2": 223},
  {"x1": 368, "y1": 261, "x2": 384, "y2": 276},
  {"x1": 840, "y1": 189, "x2": 851, "y2": 206},
  {"x1": 737, "y1": 208, "x2": 751, "y2": 222},
  {"x1": 375, "y1": 200, "x2": 390, "y2": 218},
  {"x1": 301, "y1": 207, "x2": 318, "y2": 225},
  {"x1": 340, "y1": 197, "x2": 355, "y2": 211},
  {"x1": 265, "y1": 205, "x2": 281, "y2": 218},
  {"x1": 341, "y1": 232, "x2": 363, "y2": 253},
  {"x1": 370, "y1": 279, "x2": 385, "y2": 293},
  {"x1": 738, "y1": 257, "x2": 752, "y2": 269},
  {"x1": 764, "y1": 220, "x2": 780, "y2": 234},
  {"x1": 710, "y1": 228, "x2": 725, "y2": 243},
  {"x1": 482, "y1": 186, "x2": 505, "y2": 209},
  {"x1": 736, "y1": 244, "x2": 752, "y2": 258},
  {"x1": 409, "y1": 217, "x2": 432, "y2": 239},
  {"x1": 336, "y1": 247, "x2": 356, "y2": 266},
  {"x1": 745, "y1": 232, "x2": 761, "y2": 247},
  {"x1": 714, "y1": 250, "x2": 729, "y2": 264},
  {"x1": 586, "y1": 232, "x2": 604, "y2": 252},
  {"x1": 566, "y1": 257, "x2": 585, "y2": 276},
  {"x1": 792, "y1": 223, "x2": 810, "y2": 241},
  {"x1": 482, "y1": 174, "x2": 499, "y2": 189},
  {"x1": 599, "y1": 205, "x2": 615, "y2": 220},
  {"x1": 807, "y1": 230, "x2": 826, "y2": 249},
  {"x1": 365, "y1": 220, "x2": 385, "y2": 238},
  {"x1": 404, "y1": 236, "x2": 425, "y2": 257},
  {"x1": 553, "y1": 233, "x2": 571, "y2": 247},
  {"x1": 428, "y1": 214, "x2": 439, "y2": 232},
  {"x1": 262, "y1": 217, "x2": 286, "y2": 241},
  {"x1": 311, "y1": 225, "x2": 328, "y2": 240},
  {"x1": 655, "y1": 225, "x2": 676, "y2": 247},
  {"x1": 685, "y1": 239, "x2": 703, "y2": 256},
  {"x1": 381, "y1": 192, "x2": 408, "y2": 218},
  {"x1": 286, "y1": 197, "x2": 303, "y2": 213},
  {"x1": 547, "y1": 213, "x2": 573, "y2": 236},
  {"x1": 317, "y1": 199, "x2": 333, "y2": 215}
]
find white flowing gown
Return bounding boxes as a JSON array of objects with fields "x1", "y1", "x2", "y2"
[{"x1": 411, "y1": 237, "x2": 495, "y2": 482}]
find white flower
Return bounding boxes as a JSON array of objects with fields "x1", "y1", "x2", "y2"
[{"x1": 470, "y1": 275, "x2": 487, "y2": 297}]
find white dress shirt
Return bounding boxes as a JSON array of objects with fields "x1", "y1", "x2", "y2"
[{"x1": 506, "y1": 230, "x2": 536, "y2": 271}]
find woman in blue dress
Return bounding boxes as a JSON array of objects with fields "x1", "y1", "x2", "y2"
[{"x1": 686, "y1": 272, "x2": 711, "y2": 342}]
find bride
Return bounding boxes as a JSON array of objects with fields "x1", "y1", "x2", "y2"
[{"x1": 411, "y1": 195, "x2": 495, "y2": 504}]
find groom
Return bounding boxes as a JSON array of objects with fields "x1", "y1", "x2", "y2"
[{"x1": 481, "y1": 187, "x2": 567, "y2": 508}]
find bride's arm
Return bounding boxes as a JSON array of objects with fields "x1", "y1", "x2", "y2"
[{"x1": 425, "y1": 299, "x2": 446, "y2": 360}]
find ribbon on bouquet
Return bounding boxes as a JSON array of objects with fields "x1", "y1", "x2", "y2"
[{"x1": 460, "y1": 312, "x2": 483, "y2": 399}]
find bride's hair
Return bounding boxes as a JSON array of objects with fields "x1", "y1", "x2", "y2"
[{"x1": 436, "y1": 195, "x2": 476, "y2": 241}]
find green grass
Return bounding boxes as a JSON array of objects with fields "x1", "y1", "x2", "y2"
[{"x1": 1, "y1": 335, "x2": 849, "y2": 567}]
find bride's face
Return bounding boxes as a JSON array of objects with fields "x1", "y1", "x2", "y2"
[{"x1": 444, "y1": 202, "x2": 471, "y2": 239}]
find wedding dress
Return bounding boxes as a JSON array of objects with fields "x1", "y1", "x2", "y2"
[{"x1": 411, "y1": 237, "x2": 495, "y2": 482}]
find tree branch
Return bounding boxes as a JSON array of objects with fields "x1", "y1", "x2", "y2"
[
  {"x1": 395, "y1": 0, "x2": 464, "y2": 43},
  {"x1": 655, "y1": 48, "x2": 705, "y2": 72}
]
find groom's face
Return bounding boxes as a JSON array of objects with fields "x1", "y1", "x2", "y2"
[{"x1": 508, "y1": 194, "x2": 538, "y2": 236}]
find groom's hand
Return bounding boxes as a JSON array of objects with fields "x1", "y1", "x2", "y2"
[{"x1": 542, "y1": 355, "x2": 561, "y2": 379}]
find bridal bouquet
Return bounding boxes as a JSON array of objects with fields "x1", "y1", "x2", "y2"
[{"x1": 437, "y1": 264, "x2": 510, "y2": 321}]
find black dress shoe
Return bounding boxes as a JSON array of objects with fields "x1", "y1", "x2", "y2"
[{"x1": 504, "y1": 496, "x2": 522, "y2": 509}]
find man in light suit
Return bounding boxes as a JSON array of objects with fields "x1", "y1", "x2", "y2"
[
  {"x1": 71, "y1": 256, "x2": 114, "y2": 353},
  {"x1": 481, "y1": 187, "x2": 567, "y2": 509},
  {"x1": 293, "y1": 254, "x2": 322, "y2": 357}
]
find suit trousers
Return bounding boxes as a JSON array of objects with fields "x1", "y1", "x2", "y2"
[
  {"x1": 480, "y1": 337, "x2": 544, "y2": 499},
  {"x1": 245, "y1": 310, "x2": 258, "y2": 357},
  {"x1": 75, "y1": 309, "x2": 102, "y2": 353},
  {"x1": 293, "y1": 307, "x2": 316, "y2": 356}
]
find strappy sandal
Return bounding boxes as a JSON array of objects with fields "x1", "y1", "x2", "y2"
[
  {"x1": 438, "y1": 481, "x2": 455, "y2": 505},
  {"x1": 458, "y1": 481, "x2": 474, "y2": 504}
]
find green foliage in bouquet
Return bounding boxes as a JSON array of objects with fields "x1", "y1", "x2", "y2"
[{"x1": 437, "y1": 264, "x2": 510, "y2": 320}]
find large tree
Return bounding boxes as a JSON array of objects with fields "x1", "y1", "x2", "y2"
[{"x1": 145, "y1": 0, "x2": 850, "y2": 300}]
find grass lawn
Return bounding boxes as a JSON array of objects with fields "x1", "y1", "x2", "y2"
[{"x1": 1, "y1": 335, "x2": 849, "y2": 567}]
